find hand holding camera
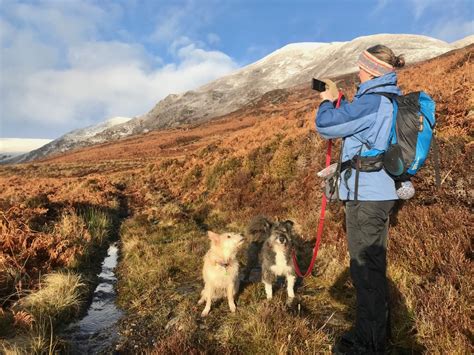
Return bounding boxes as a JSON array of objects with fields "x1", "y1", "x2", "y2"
[{"x1": 312, "y1": 78, "x2": 340, "y2": 102}]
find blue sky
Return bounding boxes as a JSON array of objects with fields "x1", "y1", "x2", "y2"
[{"x1": 0, "y1": 0, "x2": 473, "y2": 139}]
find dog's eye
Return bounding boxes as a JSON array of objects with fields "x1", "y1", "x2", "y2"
[{"x1": 227, "y1": 235, "x2": 231, "y2": 239}]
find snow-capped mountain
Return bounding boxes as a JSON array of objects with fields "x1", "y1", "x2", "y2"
[
  {"x1": 8, "y1": 33, "x2": 474, "y2": 164},
  {"x1": 451, "y1": 35, "x2": 474, "y2": 49},
  {"x1": 5, "y1": 117, "x2": 131, "y2": 164},
  {"x1": 94, "y1": 34, "x2": 470, "y2": 138},
  {"x1": 0, "y1": 138, "x2": 53, "y2": 163}
]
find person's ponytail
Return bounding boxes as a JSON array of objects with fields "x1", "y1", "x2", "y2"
[{"x1": 394, "y1": 54, "x2": 405, "y2": 68}]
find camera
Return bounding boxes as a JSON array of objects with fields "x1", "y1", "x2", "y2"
[{"x1": 311, "y1": 78, "x2": 326, "y2": 92}]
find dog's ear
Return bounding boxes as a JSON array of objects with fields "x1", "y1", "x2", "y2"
[
  {"x1": 207, "y1": 231, "x2": 221, "y2": 244},
  {"x1": 263, "y1": 218, "x2": 273, "y2": 230},
  {"x1": 247, "y1": 216, "x2": 272, "y2": 240},
  {"x1": 282, "y1": 220, "x2": 294, "y2": 231}
]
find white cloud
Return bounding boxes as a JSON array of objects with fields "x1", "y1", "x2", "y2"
[
  {"x1": 0, "y1": 17, "x2": 14, "y2": 43},
  {"x1": 2, "y1": 38, "x2": 237, "y2": 128},
  {"x1": 67, "y1": 41, "x2": 160, "y2": 70},
  {"x1": 0, "y1": 1, "x2": 236, "y2": 138},
  {"x1": 151, "y1": 11, "x2": 183, "y2": 42},
  {"x1": 7, "y1": 43, "x2": 237, "y2": 127},
  {"x1": 149, "y1": 1, "x2": 196, "y2": 43},
  {"x1": 7, "y1": 0, "x2": 113, "y2": 44},
  {"x1": 1, "y1": 27, "x2": 59, "y2": 75},
  {"x1": 148, "y1": 0, "x2": 218, "y2": 44},
  {"x1": 428, "y1": 19, "x2": 474, "y2": 42},
  {"x1": 169, "y1": 36, "x2": 194, "y2": 55}
]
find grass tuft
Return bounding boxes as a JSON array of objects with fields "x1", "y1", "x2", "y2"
[
  {"x1": 79, "y1": 207, "x2": 112, "y2": 245},
  {"x1": 18, "y1": 272, "x2": 85, "y2": 323}
]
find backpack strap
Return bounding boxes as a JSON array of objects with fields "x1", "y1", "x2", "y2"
[
  {"x1": 358, "y1": 83, "x2": 396, "y2": 96},
  {"x1": 340, "y1": 145, "x2": 364, "y2": 202},
  {"x1": 354, "y1": 147, "x2": 362, "y2": 201},
  {"x1": 369, "y1": 92, "x2": 399, "y2": 147}
]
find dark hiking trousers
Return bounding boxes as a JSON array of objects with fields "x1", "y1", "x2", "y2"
[{"x1": 345, "y1": 200, "x2": 395, "y2": 353}]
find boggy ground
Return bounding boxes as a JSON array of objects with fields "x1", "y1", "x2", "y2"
[
  {"x1": 0, "y1": 45, "x2": 472, "y2": 353},
  {"x1": 0, "y1": 171, "x2": 129, "y2": 352}
]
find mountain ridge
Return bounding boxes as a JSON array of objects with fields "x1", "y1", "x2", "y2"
[
  {"x1": 5, "y1": 116, "x2": 131, "y2": 164},
  {"x1": 7, "y1": 33, "x2": 473, "y2": 164}
]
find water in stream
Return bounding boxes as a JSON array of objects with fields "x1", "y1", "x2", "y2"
[{"x1": 63, "y1": 243, "x2": 123, "y2": 354}]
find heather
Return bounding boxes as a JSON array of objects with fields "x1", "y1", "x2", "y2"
[{"x1": 1, "y1": 45, "x2": 472, "y2": 353}]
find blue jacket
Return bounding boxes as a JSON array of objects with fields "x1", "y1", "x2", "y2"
[{"x1": 315, "y1": 72, "x2": 402, "y2": 201}]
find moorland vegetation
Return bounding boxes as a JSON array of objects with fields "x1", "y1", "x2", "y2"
[{"x1": 0, "y1": 45, "x2": 472, "y2": 353}]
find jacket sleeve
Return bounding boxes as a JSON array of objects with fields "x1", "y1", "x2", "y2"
[{"x1": 315, "y1": 94, "x2": 381, "y2": 139}]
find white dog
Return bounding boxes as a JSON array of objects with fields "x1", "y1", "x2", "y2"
[{"x1": 198, "y1": 231, "x2": 244, "y2": 317}]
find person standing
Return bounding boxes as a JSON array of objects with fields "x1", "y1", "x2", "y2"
[{"x1": 315, "y1": 45, "x2": 405, "y2": 354}]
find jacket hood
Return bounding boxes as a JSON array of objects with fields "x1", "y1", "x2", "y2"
[{"x1": 355, "y1": 72, "x2": 402, "y2": 98}]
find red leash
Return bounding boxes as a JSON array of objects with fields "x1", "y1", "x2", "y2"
[{"x1": 292, "y1": 91, "x2": 343, "y2": 278}]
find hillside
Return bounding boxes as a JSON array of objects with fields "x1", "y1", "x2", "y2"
[
  {"x1": 0, "y1": 45, "x2": 472, "y2": 353},
  {"x1": 5, "y1": 117, "x2": 132, "y2": 164},
  {"x1": 10, "y1": 34, "x2": 471, "y2": 164},
  {"x1": 99, "y1": 34, "x2": 456, "y2": 134},
  {"x1": 36, "y1": 44, "x2": 472, "y2": 169}
]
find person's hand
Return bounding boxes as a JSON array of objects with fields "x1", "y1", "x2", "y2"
[
  {"x1": 319, "y1": 78, "x2": 339, "y2": 102},
  {"x1": 320, "y1": 90, "x2": 338, "y2": 101}
]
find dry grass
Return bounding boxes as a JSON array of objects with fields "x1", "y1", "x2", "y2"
[
  {"x1": 0, "y1": 45, "x2": 472, "y2": 353},
  {"x1": 115, "y1": 211, "x2": 339, "y2": 353},
  {"x1": 0, "y1": 272, "x2": 83, "y2": 354},
  {"x1": 0, "y1": 173, "x2": 123, "y2": 353},
  {"x1": 0, "y1": 319, "x2": 60, "y2": 355},
  {"x1": 17, "y1": 272, "x2": 86, "y2": 322}
]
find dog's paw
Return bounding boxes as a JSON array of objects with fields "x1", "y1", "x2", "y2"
[
  {"x1": 286, "y1": 297, "x2": 295, "y2": 307},
  {"x1": 197, "y1": 298, "x2": 204, "y2": 305},
  {"x1": 201, "y1": 308, "x2": 210, "y2": 317},
  {"x1": 229, "y1": 303, "x2": 236, "y2": 313}
]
